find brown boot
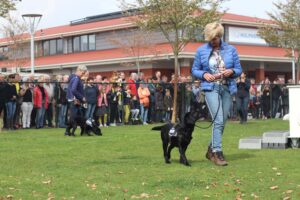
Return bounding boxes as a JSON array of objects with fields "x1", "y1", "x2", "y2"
[
  {"x1": 205, "y1": 146, "x2": 213, "y2": 160},
  {"x1": 212, "y1": 151, "x2": 228, "y2": 166}
]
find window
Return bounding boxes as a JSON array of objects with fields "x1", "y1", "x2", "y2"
[
  {"x1": 43, "y1": 39, "x2": 65, "y2": 56},
  {"x1": 49, "y1": 39, "x2": 57, "y2": 55},
  {"x1": 73, "y1": 36, "x2": 80, "y2": 52},
  {"x1": 81, "y1": 35, "x2": 88, "y2": 51},
  {"x1": 57, "y1": 39, "x2": 63, "y2": 54},
  {"x1": 88, "y1": 34, "x2": 96, "y2": 50},
  {"x1": 0, "y1": 53, "x2": 7, "y2": 61},
  {"x1": 43, "y1": 41, "x2": 50, "y2": 56},
  {"x1": 1, "y1": 46, "x2": 8, "y2": 53},
  {"x1": 67, "y1": 38, "x2": 73, "y2": 53}
]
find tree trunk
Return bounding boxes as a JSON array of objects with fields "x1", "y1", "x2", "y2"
[
  {"x1": 171, "y1": 53, "x2": 179, "y2": 123},
  {"x1": 136, "y1": 59, "x2": 140, "y2": 75}
]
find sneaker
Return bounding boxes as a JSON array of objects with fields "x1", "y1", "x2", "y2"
[
  {"x1": 143, "y1": 122, "x2": 148, "y2": 125},
  {"x1": 100, "y1": 124, "x2": 103, "y2": 127},
  {"x1": 205, "y1": 146, "x2": 213, "y2": 160},
  {"x1": 110, "y1": 123, "x2": 116, "y2": 126},
  {"x1": 212, "y1": 151, "x2": 228, "y2": 166},
  {"x1": 104, "y1": 124, "x2": 107, "y2": 127}
]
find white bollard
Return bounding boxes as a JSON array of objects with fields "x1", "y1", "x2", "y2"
[{"x1": 287, "y1": 86, "x2": 300, "y2": 148}]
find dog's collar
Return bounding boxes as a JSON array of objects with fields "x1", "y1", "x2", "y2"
[{"x1": 169, "y1": 124, "x2": 178, "y2": 137}]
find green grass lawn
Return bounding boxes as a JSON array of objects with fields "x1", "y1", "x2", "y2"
[{"x1": 0, "y1": 119, "x2": 299, "y2": 199}]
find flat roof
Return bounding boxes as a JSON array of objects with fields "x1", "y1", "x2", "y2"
[
  {"x1": 0, "y1": 11, "x2": 272, "y2": 44},
  {"x1": 0, "y1": 43, "x2": 291, "y2": 70}
]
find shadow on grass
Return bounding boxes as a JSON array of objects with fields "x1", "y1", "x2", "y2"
[{"x1": 226, "y1": 152, "x2": 255, "y2": 161}]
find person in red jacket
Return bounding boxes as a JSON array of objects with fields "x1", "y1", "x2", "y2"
[
  {"x1": 127, "y1": 72, "x2": 138, "y2": 97},
  {"x1": 34, "y1": 76, "x2": 49, "y2": 129}
]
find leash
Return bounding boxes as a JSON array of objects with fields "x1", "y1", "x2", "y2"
[{"x1": 194, "y1": 83, "x2": 222, "y2": 129}]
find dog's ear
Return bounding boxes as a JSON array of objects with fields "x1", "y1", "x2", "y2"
[
  {"x1": 191, "y1": 102, "x2": 201, "y2": 111},
  {"x1": 184, "y1": 112, "x2": 194, "y2": 125}
]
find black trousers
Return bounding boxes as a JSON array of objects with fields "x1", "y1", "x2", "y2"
[
  {"x1": 45, "y1": 103, "x2": 53, "y2": 127},
  {"x1": 0, "y1": 101, "x2": 7, "y2": 128},
  {"x1": 109, "y1": 103, "x2": 119, "y2": 124}
]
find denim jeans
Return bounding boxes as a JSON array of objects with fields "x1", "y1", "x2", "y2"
[
  {"x1": 272, "y1": 99, "x2": 280, "y2": 118},
  {"x1": 58, "y1": 104, "x2": 68, "y2": 127},
  {"x1": 205, "y1": 84, "x2": 232, "y2": 152},
  {"x1": 6, "y1": 101, "x2": 16, "y2": 121},
  {"x1": 165, "y1": 111, "x2": 171, "y2": 122},
  {"x1": 85, "y1": 103, "x2": 96, "y2": 120},
  {"x1": 140, "y1": 104, "x2": 148, "y2": 123},
  {"x1": 236, "y1": 95, "x2": 249, "y2": 122},
  {"x1": 35, "y1": 104, "x2": 46, "y2": 128}
]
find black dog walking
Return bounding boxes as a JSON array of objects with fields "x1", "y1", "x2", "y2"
[
  {"x1": 152, "y1": 103, "x2": 202, "y2": 166},
  {"x1": 69, "y1": 117, "x2": 102, "y2": 136}
]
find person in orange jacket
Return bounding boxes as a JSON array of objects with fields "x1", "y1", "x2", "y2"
[{"x1": 138, "y1": 83, "x2": 150, "y2": 125}]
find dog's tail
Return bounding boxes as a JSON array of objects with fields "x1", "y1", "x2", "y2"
[{"x1": 151, "y1": 125, "x2": 163, "y2": 131}]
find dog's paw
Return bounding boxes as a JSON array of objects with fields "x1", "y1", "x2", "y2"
[
  {"x1": 180, "y1": 159, "x2": 191, "y2": 166},
  {"x1": 185, "y1": 163, "x2": 191, "y2": 167},
  {"x1": 165, "y1": 160, "x2": 171, "y2": 164}
]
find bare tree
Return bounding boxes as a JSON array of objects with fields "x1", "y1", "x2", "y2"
[
  {"x1": 1, "y1": 14, "x2": 29, "y2": 71},
  {"x1": 109, "y1": 28, "x2": 160, "y2": 74},
  {"x1": 0, "y1": 0, "x2": 20, "y2": 18},
  {"x1": 258, "y1": 0, "x2": 300, "y2": 82}
]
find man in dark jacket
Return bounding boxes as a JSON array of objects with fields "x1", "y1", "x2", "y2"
[
  {"x1": 0, "y1": 74, "x2": 7, "y2": 129},
  {"x1": 271, "y1": 78, "x2": 282, "y2": 118},
  {"x1": 65, "y1": 65, "x2": 88, "y2": 136},
  {"x1": 236, "y1": 72, "x2": 251, "y2": 124},
  {"x1": 4, "y1": 74, "x2": 18, "y2": 130}
]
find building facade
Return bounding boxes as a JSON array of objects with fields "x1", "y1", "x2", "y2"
[{"x1": 0, "y1": 11, "x2": 297, "y2": 82}]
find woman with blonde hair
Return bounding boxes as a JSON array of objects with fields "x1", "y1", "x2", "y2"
[{"x1": 192, "y1": 22, "x2": 242, "y2": 166}]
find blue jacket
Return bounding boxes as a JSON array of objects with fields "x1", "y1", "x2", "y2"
[
  {"x1": 84, "y1": 85, "x2": 98, "y2": 104},
  {"x1": 191, "y1": 41, "x2": 242, "y2": 95},
  {"x1": 67, "y1": 74, "x2": 84, "y2": 102}
]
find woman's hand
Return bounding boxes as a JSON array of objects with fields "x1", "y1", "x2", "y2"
[
  {"x1": 222, "y1": 69, "x2": 234, "y2": 78},
  {"x1": 203, "y1": 73, "x2": 215, "y2": 82}
]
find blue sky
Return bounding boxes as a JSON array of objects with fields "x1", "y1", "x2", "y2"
[{"x1": 10, "y1": 0, "x2": 280, "y2": 29}]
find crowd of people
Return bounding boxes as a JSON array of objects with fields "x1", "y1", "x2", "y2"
[
  {"x1": 233, "y1": 73, "x2": 292, "y2": 124},
  {"x1": 0, "y1": 68, "x2": 201, "y2": 131},
  {"x1": 0, "y1": 67, "x2": 293, "y2": 131}
]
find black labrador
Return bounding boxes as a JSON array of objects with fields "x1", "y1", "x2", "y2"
[
  {"x1": 151, "y1": 102, "x2": 202, "y2": 166},
  {"x1": 65, "y1": 117, "x2": 102, "y2": 136}
]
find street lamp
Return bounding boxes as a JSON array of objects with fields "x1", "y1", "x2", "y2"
[{"x1": 22, "y1": 14, "x2": 42, "y2": 74}]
